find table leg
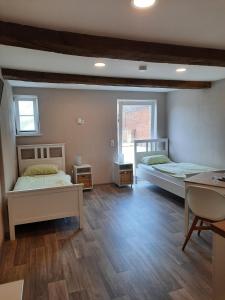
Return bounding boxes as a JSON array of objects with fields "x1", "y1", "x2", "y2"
[
  {"x1": 213, "y1": 233, "x2": 225, "y2": 300},
  {"x1": 184, "y1": 192, "x2": 190, "y2": 236}
]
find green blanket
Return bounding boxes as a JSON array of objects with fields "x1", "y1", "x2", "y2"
[{"x1": 152, "y1": 162, "x2": 217, "y2": 179}]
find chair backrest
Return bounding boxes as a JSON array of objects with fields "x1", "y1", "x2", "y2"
[{"x1": 187, "y1": 186, "x2": 225, "y2": 221}]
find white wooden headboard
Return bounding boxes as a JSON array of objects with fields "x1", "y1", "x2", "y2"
[
  {"x1": 17, "y1": 144, "x2": 65, "y2": 176},
  {"x1": 134, "y1": 138, "x2": 169, "y2": 168}
]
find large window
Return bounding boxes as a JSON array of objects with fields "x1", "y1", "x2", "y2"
[
  {"x1": 14, "y1": 95, "x2": 40, "y2": 135},
  {"x1": 117, "y1": 100, "x2": 157, "y2": 164}
]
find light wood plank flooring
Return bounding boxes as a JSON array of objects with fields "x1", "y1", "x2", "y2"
[{"x1": 0, "y1": 182, "x2": 212, "y2": 300}]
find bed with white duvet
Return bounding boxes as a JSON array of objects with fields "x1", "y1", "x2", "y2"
[
  {"x1": 13, "y1": 170, "x2": 72, "y2": 191},
  {"x1": 7, "y1": 144, "x2": 83, "y2": 240},
  {"x1": 135, "y1": 139, "x2": 220, "y2": 198}
]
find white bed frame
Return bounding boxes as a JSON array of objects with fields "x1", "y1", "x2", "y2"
[
  {"x1": 134, "y1": 138, "x2": 185, "y2": 198},
  {"x1": 7, "y1": 144, "x2": 83, "y2": 240}
]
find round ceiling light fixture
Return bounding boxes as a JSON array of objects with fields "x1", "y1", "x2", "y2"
[
  {"x1": 132, "y1": 0, "x2": 156, "y2": 9},
  {"x1": 176, "y1": 68, "x2": 187, "y2": 73},
  {"x1": 94, "y1": 62, "x2": 106, "y2": 68}
]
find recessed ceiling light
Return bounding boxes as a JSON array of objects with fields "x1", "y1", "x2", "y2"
[
  {"x1": 139, "y1": 65, "x2": 148, "y2": 71},
  {"x1": 94, "y1": 62, "x2": 106, "y2": 68},
  {"x1": 132, "y1": 0, "x2": 156, "y2": 9},
  {"x1": 176, "y1": 68, "x2": 187, "y2": 73}
]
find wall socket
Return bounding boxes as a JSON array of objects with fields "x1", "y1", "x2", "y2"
[{"x1": 110, "y1": 139, "x2": 115, "y2": 147}]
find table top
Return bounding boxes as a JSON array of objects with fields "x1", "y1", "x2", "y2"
[
  {"x1": 0, "y1": 280, "x2": 24, "y2": 299},
  {"x1": 185, "y1": 171, "x2": 225, "y2": 188}
]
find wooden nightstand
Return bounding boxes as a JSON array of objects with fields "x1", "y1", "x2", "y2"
[
  {"x1": 73, "y1": 164, "x2": 93, "y2": 190},
  {"x1": 113, "y1": 162, "x2": 133, "y2": 187}
]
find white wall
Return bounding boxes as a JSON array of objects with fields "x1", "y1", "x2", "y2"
[
  {"x1": 0, "y1": 81, "x2": 17, "y2": 191},
  {"x1": 0, "y1": 74, "x2": 17, "y2": 241},
  {"x1": 167, "y1": 79, "x2": 225, "y2": 168},
  {"x1": 14, "y1": 87, "x2": 167, "y2": 184}
]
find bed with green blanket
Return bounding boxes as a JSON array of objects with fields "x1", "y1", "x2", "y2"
[
  {"x1": 137, "y1": 161, "x2": 219, "y2": 198},
  {"x1": 134, "y1": 138, "x2": 221, "y2": 198}
]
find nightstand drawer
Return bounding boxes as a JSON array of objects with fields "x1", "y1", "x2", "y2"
[
  {"x1": 120, "y1": 171, "x2": 133, "y2": 184},
  {"x1": 77, "y1": 174, "x2": 92, "y2": 188}
]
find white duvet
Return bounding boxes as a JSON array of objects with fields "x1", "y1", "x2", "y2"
[{"x1": 13, "y1": 171, "x2": 72, "y2": 191}]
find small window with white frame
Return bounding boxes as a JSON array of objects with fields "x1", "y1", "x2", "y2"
[{"x1": 14, "y1": 95, "x2": 40, "y2": 136}]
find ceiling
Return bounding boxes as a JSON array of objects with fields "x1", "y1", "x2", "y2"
[
  {"x1": 1, "y1": 45, "x2": 225, "y2": 82},
  {"x1": 0, "y1": 0, "x2": 225, "y2": 49},
  {"x1": 1, "y1": 1, "x2": 225, "y2": 91}
]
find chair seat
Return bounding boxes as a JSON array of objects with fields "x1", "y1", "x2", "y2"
[{"x1": 182, "y1": 186, "x2": 225, "y2": 251}]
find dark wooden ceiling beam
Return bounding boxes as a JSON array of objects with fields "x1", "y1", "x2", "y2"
[
  {"x1": 2, "y1": 68, "x2": 211, "y2": 89},
  {"x1": 0, "y1": 21, "x2": 225, "y2": 67}
]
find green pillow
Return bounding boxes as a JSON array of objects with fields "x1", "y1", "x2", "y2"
[
  {"x1": 23, "y1": 164, "x2": 58, "y2": 176},
  {"x1": 141, "y1": 155, "x2": 170, "y2": 165}
]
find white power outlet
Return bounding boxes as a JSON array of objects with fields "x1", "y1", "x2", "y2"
[
  {"x1": 110, "y1": 139, "x2": 115, "y2": 147},
  {"x1": 77, "y1": 117, "x2": 85, "y2": 125}
]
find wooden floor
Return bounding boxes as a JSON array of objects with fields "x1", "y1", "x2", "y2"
[{"x1": 0, "y1": 182, "x2": 212, "y2": 300}]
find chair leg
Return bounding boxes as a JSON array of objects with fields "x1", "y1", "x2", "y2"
[
  {"x1": 182, "y1": 216, "x2": 199, "y2": 251},
  {"x1": 198, "y1": 220, "x2": 203, "y2": 236}
]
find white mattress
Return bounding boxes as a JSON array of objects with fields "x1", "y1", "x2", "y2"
[
  {"x1": 137, "y1": 163, "x2": 185, "y2": 184},
  {"x1": 137, "y1": 163, "x2": 186, "y2": 198},
  {"x1": 13, "y1": 171, "x2": 72, "y2": 191}
]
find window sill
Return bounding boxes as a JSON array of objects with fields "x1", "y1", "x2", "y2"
[{"x1": 16, "y1": 133, "x2": 43, "y2": 137}]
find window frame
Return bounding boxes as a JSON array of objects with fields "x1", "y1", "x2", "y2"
[
  {"x1": 14, "y1": 95, "x2": 40, "y2": 136},
  {"x1": 117, "y1": 99, "x2": 157, "y2": 159}
]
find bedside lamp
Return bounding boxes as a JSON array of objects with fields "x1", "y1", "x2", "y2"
[{"x1": 75, "y1": 155, "x2": 82, "y2": 166}]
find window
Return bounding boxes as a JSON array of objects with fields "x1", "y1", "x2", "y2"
[
  {"x1": 117, "y1": 100, "x2": 157, "y2": 164},
  {"x1": 14, "y1": 95, "x2": 40, "y2": 135}
]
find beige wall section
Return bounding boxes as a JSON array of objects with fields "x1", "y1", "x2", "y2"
[
  {"x1": 0, "y1": 73, "x2": 17, "y2": 243},
  {"x1": 14, "y1": 88, "x2": 167, "y2": 184},
  {"x1": 167, "y1": 79, "x2": 225, "y2": 168}
]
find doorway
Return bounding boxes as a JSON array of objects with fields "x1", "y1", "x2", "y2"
[{"x1": 117, "y1": 100, "x2": 157, "y2": 164}]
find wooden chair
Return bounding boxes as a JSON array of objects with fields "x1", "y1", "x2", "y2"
[{"x1": 182, "y1": 186, "x2": 225, "y2": 251}]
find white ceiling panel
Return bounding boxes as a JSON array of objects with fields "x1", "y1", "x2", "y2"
[{"x1": 1, "y1": 46, "x2": 225, "y2": 82}]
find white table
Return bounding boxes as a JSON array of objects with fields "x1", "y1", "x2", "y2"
[
  {"x1": 0, "y1": 280, "x2": 24, "y2": 299},
  {"x1": 184, "y1": 172, "x2": 225, "y2": 235}
]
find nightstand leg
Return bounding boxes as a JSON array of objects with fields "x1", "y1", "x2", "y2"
[{"x1": 79, "y1": 217, "x2": 84, "y2": 229}]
